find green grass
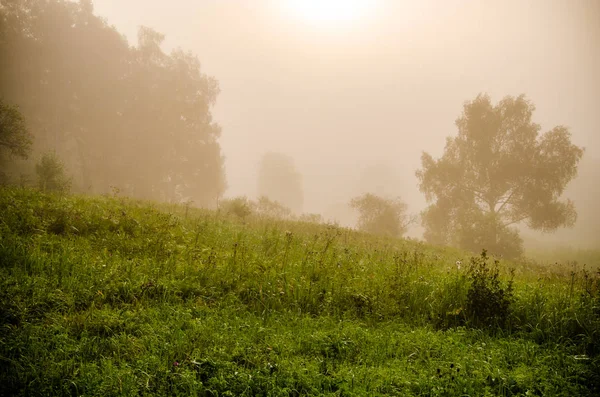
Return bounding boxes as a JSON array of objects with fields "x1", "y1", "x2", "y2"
[{"x1": 0, "y1": 187, "x2": 599, "y2": 396}]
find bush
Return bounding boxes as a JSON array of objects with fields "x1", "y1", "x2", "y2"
[
  {"x1": 465, "y1": 250, "x2": 514, "y2": 329},
  {"x1": 220, "y1": 196, "x2": 252, "y2": 219},
  {"x1": 0, "y1": 99, "x2": 32, "y2": 159},
  {"x1": 35, "y1": 151, "x2": 71, "y2": 193},
  {"x1": 253, "y1": 196, "x2": 292, "y2": 219}
]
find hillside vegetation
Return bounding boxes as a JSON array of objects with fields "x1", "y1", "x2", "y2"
[{"x1": 0, "y1": 188, "x2": 599, "y2": 396}]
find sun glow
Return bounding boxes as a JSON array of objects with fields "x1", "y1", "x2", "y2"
[{"x1": 284, "y1": 0, "x2": 375, "y2": 29}]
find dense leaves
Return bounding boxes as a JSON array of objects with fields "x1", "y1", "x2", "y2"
[
  {"x1": 0, "y1": 0, "x2": 225, "y2": 204},
  {"x1": 0, "y1": 99, "x2": 32, "y2": 183},
  {"x1": 0, "y1": 99, "x2": 31, "y2": 159},
  {"x1": 465, "y1": 250, "x2": 514, "y2": 329},
  {"x1": 417, "y1": 94, "x2": 584, "y2": 258}
]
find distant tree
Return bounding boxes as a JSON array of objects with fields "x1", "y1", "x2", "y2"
[
  {"x1": 36, "y1": 151, "x2": 71, "y2": 193},
  {"x1": 349, "y1": 193, "x2": 414, "y2": 237},
  {"x1": 0, "y1": 99, "x2": 31, "y2": 159},
  {"x1": 257, "y1": 152, "x2": 303, "y2": 213},
  {"x1": 253, "y1": 196, "x2": 293, "y2": 219},
  {"x1": 416, "y1": 94, "x2": 584, "y2": 258}
]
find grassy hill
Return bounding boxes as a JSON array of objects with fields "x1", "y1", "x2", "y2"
[{"x1": 0, "y1": 187, "x2": 598, "y2": 396}]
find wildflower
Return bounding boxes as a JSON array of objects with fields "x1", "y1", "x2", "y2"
[
  {"x1": 173, "y1": 361, "x2": 179, "y2": 367},
  {"x1": 455, "y1": 260, "x2": 462, "y2": 270}
]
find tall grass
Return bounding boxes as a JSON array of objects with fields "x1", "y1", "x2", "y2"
[{"x1": 1, "y1": 187, "x2": 598, "y2": 396}]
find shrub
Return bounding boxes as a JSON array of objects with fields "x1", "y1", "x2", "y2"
[
  {"x1": 220, "y1": 196, "x2": 252, "y2": 219},
  {"x1": 253, "y1": 196, "x2": 292, "y2": 219},
  {"x1": 465, "y1": 250, "x2": 514, "y2": 329},
  {"x1": 0, "y1": 99, "x2": 32, "y2": 159}
]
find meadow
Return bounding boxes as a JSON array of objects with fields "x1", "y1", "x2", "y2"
[{"x1": 0, "y1": 187, "x2": 598, "y2": 396}]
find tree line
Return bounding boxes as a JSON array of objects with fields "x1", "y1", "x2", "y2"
[{"x1": 0, "y1": 0, "x2": 225, "y2": 206}]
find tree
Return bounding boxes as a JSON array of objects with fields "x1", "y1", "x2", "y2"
[
  {"x1": 257, "y1": 152, "x2": 303, "y2": 214},
  {"x1": 36, "y1": 151, "x2": 71, "y2": 193},
  {"x1": 349, "y1": 193, "x2": 414, "y2": 237},
  {"x1": 416, "y1": 94, "x2": 584, "y2": 258},
  {"x1": 0, "y1": 2, "x2": 225, "y2": 204},
  {"x1": 0, "y1": 99, "x2": 31, "y2": 159}
]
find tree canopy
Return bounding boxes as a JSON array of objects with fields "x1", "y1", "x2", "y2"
[
  {"x1": 416, "y1": 94, "x2": 584, "y2": 258},
  {"x1": 349, "y1": 193, "x2": 413, "y2": 238},
  {"x1": 0, "y1": 0, "x2": 225, "y2": 205}
]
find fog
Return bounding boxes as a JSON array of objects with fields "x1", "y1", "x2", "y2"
[{"x1": 63, "y1": 1, "x2": 600, "y2": 246}]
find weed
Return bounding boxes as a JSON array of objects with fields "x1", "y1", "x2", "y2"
[{"x1": 466, "y1": 249, "x2": 514, "y2": 330}]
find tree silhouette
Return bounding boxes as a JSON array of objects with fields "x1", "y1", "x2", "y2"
[{"x1": 416, "y1": 94, "x2": 584, "y2": 258}]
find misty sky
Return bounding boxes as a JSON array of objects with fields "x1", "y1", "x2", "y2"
[{"x1": 92, "y1": 0, "x2": 599, "y2": 228}]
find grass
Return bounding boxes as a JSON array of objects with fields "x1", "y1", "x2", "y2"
[{"x1": 0, "y1": 187, "x2": 599, "y2": 396}]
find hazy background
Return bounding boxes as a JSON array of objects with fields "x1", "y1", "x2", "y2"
[{"x1": 91, "y1": 0, "x2": 599, "y2": 245}]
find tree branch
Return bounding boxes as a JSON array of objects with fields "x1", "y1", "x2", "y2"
[
  {"x1": 496, "y1": 189, "x2": 516, "y2": 215},
  {"x1": 502, "y1": 215, "x2": 528, "y2": 227},
  {"x1": 456, "y1": 182, "x2": 487, "y2": 198}
]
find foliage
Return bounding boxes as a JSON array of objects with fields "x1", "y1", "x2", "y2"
[
  {"x1": 0, "y1": 1, "x2": 225, "y2": 203},
  {"x1": 253, "y1": 195, "x2": 293, "y2": 219},
  {"x1": 417, "y1": 94, "x2": 584, "y2": 259},
  {"x1": 465, "y1": 250, "x2": 514, "y2": 329},
  {"x1": 0, "y1": 99, "x2": 32, "y2": 159},
  {"x1": 257, "y1": 152, "x2": 303, "y2": 214},
  {"x1": 0, "y1": 99, "x2": 32, "y2": 184},
  {"x1": 219, "y1": 196, "x2": 253, "y2": 219},
  {"x1": 299, "y1": 213, "x2": 323, "y2": 224},
  {"x1": 349, "y1": 193, "x2": 414, "y2": 237},
  {"x1": 0, "y1": 187, "x2": 599, "y2": 395},
  {"x1": 35, "y1": 151, "x2": 71, "y2": 193}
]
